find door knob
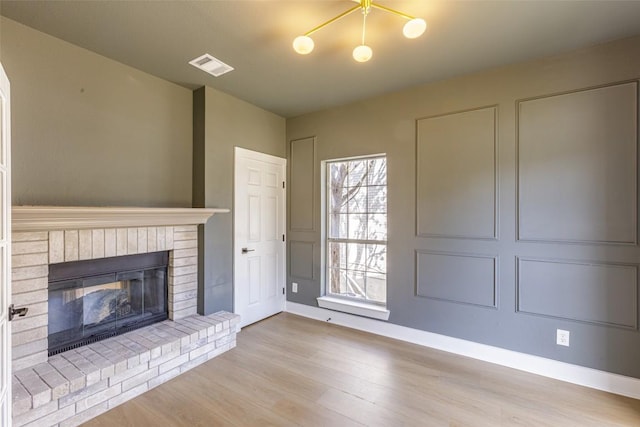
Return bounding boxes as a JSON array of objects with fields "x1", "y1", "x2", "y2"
[
  {"x1": 241, "y1": 248, "x2": 255, "y2": 254},
  {"x1": 8, "y1": 304, "x2": 28, "y2": 321}
]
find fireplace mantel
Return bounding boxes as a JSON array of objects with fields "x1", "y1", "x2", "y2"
[{"x1": 12, "y1": 206, "x2": 229, "y2": 231}]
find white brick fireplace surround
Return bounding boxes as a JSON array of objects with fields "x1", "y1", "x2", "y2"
[{"x1": 10, "y1": 206, "x2": 237, "y2": 427}]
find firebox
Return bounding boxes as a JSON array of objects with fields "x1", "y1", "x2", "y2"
[{"x1": 48, "y1": 251, "x2": 169, "y2": 356}]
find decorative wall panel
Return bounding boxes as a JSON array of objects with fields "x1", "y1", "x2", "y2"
[
  {"x1": 517, "y1": 258, "x2": 637, "y2": 329},
  {"x1": 416, "y1": 251, "x2": 497, "y2": 308},
  {"x1": 416, "y1": 107, "x2": 497, "y2": 239},
  {"x1": 290, "y1": 137, "x2": 316, "y2": 231},
  {"x1": 518, "y1": 82, "x2": 638, "y2": 244}
]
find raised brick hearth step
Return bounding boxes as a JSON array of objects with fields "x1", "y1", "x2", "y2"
[{"x1": 12, "y1": 311, "x2": 240, "y2": 427}]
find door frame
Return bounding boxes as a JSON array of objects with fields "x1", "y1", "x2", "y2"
[
  {"x1": 233, "y1": 147, "x2": 286, "y2": 327},
  {"x1": 0, "y1": 61, "x2": 12, "y2": 425}
]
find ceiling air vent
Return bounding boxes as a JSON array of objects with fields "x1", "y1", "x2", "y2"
[{"x1": 188, "y1": 53, "x2": 234, "y2": 77}]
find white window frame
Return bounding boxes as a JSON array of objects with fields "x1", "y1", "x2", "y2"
[{"x1": 317, "y1": 154, "x2": 390, "y2": 321}]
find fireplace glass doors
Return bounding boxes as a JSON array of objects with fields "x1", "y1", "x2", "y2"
[{"x1": 48, "y1": 252, "x2": 168, "y2": 356}]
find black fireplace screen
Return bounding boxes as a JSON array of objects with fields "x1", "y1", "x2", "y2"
[{"x1": 48, "y1": 252, "x2": 168, "y2": 356}]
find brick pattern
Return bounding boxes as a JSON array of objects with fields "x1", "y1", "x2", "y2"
[
  {"x1": 12, "y1": 312, "x2": 239, "y2": 427},
  {"x1": 12, "y1": 232, "x2": 50, "y2": 371},
  {"x1": 11, "y1": 225, "x2": 199, "y2": 372},
  {"x1": 169, "y1": 226, "x2": 198, "y2": 320}
]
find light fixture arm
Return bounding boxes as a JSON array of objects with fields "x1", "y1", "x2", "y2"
[
  {"x1": 370, "y1": 2, "x2": 415, "y2": 20},
  {"x1": 303, "y1": 5, "x2": 361, "y2": 36},
  {"x1": 361, "y1": 11, "x2": 367, "y2": 45}
]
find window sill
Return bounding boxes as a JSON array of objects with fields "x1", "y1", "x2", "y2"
[{"x1": 316, "y1": 296, "x2": 390, "y2": 321}]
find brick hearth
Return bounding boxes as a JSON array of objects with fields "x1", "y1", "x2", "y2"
[{"x1": 12, "y1": 312, "x2": 239, "y2": 427}]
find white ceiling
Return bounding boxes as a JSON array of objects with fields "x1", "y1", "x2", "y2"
[{"x1": 2, "y1": 1, "x2": 640, "y2": 118}]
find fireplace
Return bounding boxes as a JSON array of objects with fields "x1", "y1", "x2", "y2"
[
  {"x1": 11, "y1": 206, "x2": 229, "y2": 371},
  {"x1": 48, "y1": 251, "x2": 169, "y2": 356},
  {"x1": 11, "y1": 207, "x2": 236, "y2": 426}
]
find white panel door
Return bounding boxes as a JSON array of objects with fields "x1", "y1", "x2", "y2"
[
  {"x1": 0, "y1": 62, "x2": 12, "y2": 426},
  {"x1": 234, "y1": 147, "x2": 286, "y2": 328}
]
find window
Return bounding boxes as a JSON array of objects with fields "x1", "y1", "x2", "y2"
[{"x1": 326, "y1": 156, "x2": 387, "y2": 305}]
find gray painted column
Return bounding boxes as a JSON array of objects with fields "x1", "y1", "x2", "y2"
[{"x1": 192, "y1": 86, "x2": 286, "y2": 315}]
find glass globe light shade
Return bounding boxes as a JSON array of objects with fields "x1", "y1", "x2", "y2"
[
  {"x1": 352, "y1": 45, "x2": 373, "y2": 63},
  {"x1": 403, "y1": 18, "x2": 427, "y2": 39},
  {"x1": 293, "y1": 36, "x2": 314, "y2": 55}
]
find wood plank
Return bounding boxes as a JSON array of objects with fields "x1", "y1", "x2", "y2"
[{"x1": 84, "y1": 313, "x2": 640, "y2": 426}]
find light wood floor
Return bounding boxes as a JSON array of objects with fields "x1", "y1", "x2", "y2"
[{"x1": 85, "y1": 313, "x2": 640, "y2": 426}]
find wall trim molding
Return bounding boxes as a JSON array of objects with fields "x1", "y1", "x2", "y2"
[
  {"x1": 12, "y1": 206, "x2": 229, "y2": 231},
  {"x1": 515, "y1": 80, "x2": 639, "y2": 246},
  {"x1": 285, "y1": 301, "x2": 640, "y2": 400},
  {"x1": 289, "y1": 136, "x2": 316, "y2": 232},
  {"x1": 415, "y1": 105, "x2": 499, "y2": 241}
]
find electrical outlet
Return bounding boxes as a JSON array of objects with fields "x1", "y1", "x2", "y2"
[
  {"x1": 292, "y1": 282, "x2": 298, "y2": 293},
  {"x1": 557, "y1": 329, "x2": 570, "y2": 346}
]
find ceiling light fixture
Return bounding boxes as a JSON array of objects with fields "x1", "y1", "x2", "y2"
[{"x1": 293, "y1": 0, "x2": 426, "y2": 63}]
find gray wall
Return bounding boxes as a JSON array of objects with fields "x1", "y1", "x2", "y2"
[
  {"x1": 1, "y1": 17, "x2": 192, "y2": 207},
  {"x1": 286, "y1": 35, "x2": 640, "y2": 378},
  {"x1": 1, "y1": 16, "x2": 287, "y2": 318},
  {"x1": 193, "y1": 86, "x2": 285, "y2": 315}
]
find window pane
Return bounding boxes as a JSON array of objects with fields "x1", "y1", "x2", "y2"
[
  {"x1": 346, "y1": 243, "x2": 367, "y2": 271},
  {"x1": 347, "y1": 185, "x2": 367, "y2": 214},
  {"x1": 367, "y1": 185, "x2": 386, "y2": 213},
  {"x1": 328, "y1": 242, "x2": 347, "y2": 269},
  {"x1": 348, "y1": 214, "x2": 367, "y2": 240},
  {"x1": 348, "y1": 161, "x2": 367, "y2": 187},
  {"x1": 345, "y1": 270, "x2": 366, "y2": 298},
  {"x1": 329, "y1": 186, "x2": 348, "y2": 214},
  {"x1": 365, "y1": 272, "x2": 386, "y2": 303},
  {"x1": 368, "y1": 158, "x2": 387, "y2": 186},
  {"x1": 329, "y1": 162, "x2": 349, "y2": 188},
  {"x1": 329, "y1": 269, "x2": 347, "y2": 295},
  {"x1": 329, "y1": 214, "x2": 348, "y2": 239},
  {"x1": 368, "y1": 214, "x2": 387, "y2": 241},
  {"x1": 366, "y1": 244, "x2": 387, "y2": 274}
]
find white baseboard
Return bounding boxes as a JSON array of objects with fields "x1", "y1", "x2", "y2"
[{"x1": 285, "y1": 301, "x2": 640, "y2": 400}]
